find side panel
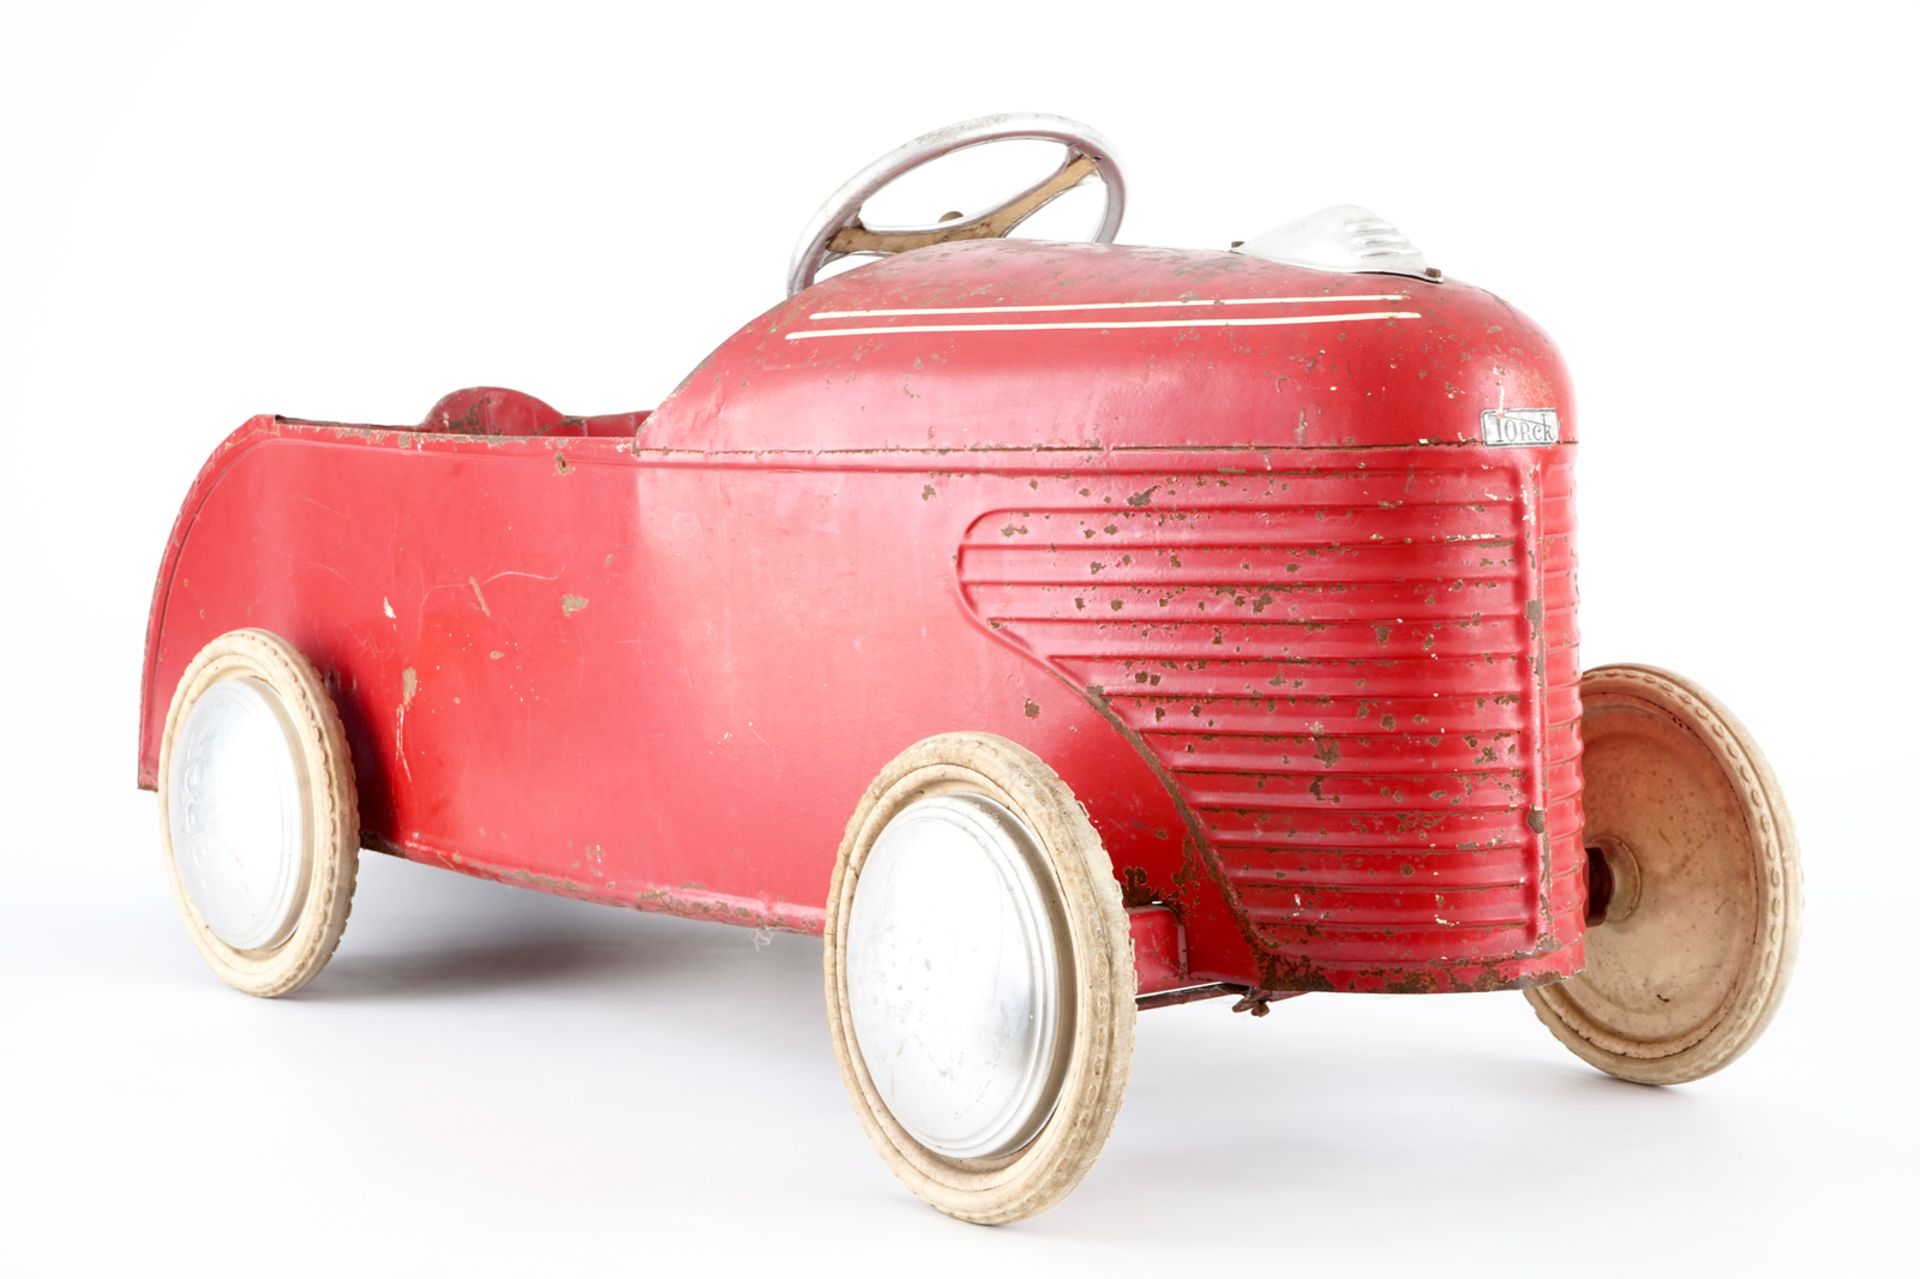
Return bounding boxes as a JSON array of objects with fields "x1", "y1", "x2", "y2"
[
  {"x1": 602, "y1": 458, "x2": 1228, "y2": 967},
  {"x1": 141, "y1": 424, "x2": 673, "y2": 902},
  {"x1": 143, "y1": 422, "x2": 1576, "y2": 991},
  {"x1": 140, "y1": 423, "x2": 1213, "y2": 952},
  {"x1": 592, "y1": 459, "x2": 1204, "y2": 938}
]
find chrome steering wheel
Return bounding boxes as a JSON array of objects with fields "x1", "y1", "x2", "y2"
[{"x1": 786, "y1": 113, "x2": 1126, "y2": 297}]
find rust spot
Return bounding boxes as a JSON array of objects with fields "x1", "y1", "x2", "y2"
[
  {"x1": 553, "y1": 452, "x2": 572, "y2": 476},
  {"x1": 560, "y1": 594, "x2": 589, "y2": 616},
  {"x1": 921, "y1": 484, "x2": 936, "y2": 500},
  {"x1": 1125, "y1": 485, "x2": 1160, "y2": 507},
  {"x1": 1382, "y1": 973, "x2": 1439, "y2": 995},
  {"x1": 1024, "y1": 698, "x2": 1041, "y2": 719}
]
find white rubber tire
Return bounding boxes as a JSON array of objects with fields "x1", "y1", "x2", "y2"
[
  {"x1": 159, "y1": 628, "x2": 359, "y2": 997},
  {"x1": 1527, "y1": 665, "x2": 1801, "y2": 1084},
  {"x1": 824, "y1": 733, "x2": 1135, "y2": 1225}
]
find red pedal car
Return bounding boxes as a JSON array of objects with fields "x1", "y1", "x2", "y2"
[{"x1": 140, "y1": 114, "x2": 1801, "y2": 1224}]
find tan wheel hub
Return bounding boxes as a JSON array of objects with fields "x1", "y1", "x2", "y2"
[{"x1": 1527, "y1": 665, "x2": 1801, "y2": 1084}]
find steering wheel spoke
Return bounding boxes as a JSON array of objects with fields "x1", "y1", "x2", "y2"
[
  {"x1": 788, "y1": 114, "x2": 1124, "y2": 297},
  {"x1": 825, "y1": 152, "x2": 1101, "y2": 257}
]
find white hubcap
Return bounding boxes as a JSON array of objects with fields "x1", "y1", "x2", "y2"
[
  {"x1": 845, "y1": 794, "x2": 1071, "y2": 1159},
  {"x1": 168, "y1": 677, "x2": 311, "y2": 951}
]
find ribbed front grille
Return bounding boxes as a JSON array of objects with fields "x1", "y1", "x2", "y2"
[{"x1": 959, "y1": 453, "x2": 1581, "y2": 975}]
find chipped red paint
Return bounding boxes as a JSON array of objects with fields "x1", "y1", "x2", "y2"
[
  {"x1": 1127, "y1": 906, "x2": 1186, "y2": 994},
  {"x1": 140, "y1": 238, "x2": 1581, "y2": 998}
]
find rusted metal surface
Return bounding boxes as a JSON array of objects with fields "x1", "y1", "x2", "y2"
[
  {"x1": 1229, "y1": 989, "x2": 1307, "y2": 1017},
  {"x1": 140, "y1": 236, "x2": 1580, "y2": 999}
]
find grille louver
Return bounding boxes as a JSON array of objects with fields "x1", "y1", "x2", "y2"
[{"x1": 959, "y1": 453, "x2": 1581, "y2": 979}]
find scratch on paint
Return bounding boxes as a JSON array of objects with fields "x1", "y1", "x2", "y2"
[{"x1": 395, "y1": 667, "x2": 418, "y2": 782}]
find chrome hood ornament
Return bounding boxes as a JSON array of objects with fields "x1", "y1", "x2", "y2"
[{"x1": 1235, "y1": 204, "x2": 1441, "y2": 282}]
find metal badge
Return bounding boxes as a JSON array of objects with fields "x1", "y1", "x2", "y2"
[{"x1": 1481, "y1": 408, "x2": 1561, "y2": 447}]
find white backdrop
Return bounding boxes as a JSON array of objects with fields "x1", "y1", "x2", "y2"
[{"x1": 3, "y1": 2, "x2": 1912, "y2": 1272}]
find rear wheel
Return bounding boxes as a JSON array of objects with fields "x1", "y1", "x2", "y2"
[
  {"x1": 1527, "y1": 665, "x2": 1801, "y2": 1084},
  {"x1": 159, "y1": 628, "x2": 359, "y2": 997},
  {"x1": 824, "y1": 733, "x2": 1134, "y2": 1224}
]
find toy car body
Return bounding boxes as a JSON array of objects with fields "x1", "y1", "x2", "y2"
[
  {"x1": 140, "y1": 115, "x2": 1801, "y2": 1224},
  {"x1": 141, "y1": 236, "x2": 1583, "y2": 994}
]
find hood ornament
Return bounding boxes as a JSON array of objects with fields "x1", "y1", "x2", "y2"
[{"x1": 1235, "y1": 204, "x2": 1441, "y2": 282}]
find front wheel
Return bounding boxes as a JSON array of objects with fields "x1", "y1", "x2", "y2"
[
  {"x1": 824, "y1": 733, "x2": 1135, "y2": 1225},
  {"x1": 1527, "y1": 665, "x2": 1802, "y2": 1084}
]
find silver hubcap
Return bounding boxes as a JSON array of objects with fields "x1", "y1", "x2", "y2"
[
  {"x1": 845, "y1": 794, "x2": 1071, "y2": 1159},
  {"x1": 168, "y1": 677, "x2": 311, "y2": 951}
]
